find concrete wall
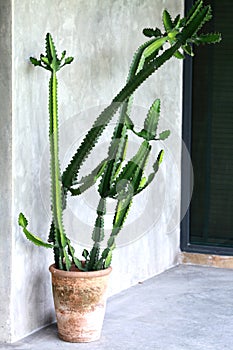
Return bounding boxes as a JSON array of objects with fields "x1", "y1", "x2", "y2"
[
  {"x1": 0, "y1": 0, "x2": 12, "y2": 343},
  {"x1": 0, "y1": 0, "x2": 183, "y2": 343}
]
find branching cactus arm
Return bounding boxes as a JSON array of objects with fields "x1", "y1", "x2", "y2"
[
  {"x1": 77, "y1": 1, "x2": 222, "y2": 270},
  {"x1": 62, "y1": 1, "x2": 221, "y2": 192},
  {"x1": 100, "y1": 141, "x2": 153, "y2": 268},
  {"x1": 69, "y1": 159, "x2": 108, "y2": 196},
  {"x1": 97, "y1": 0, "x2": 221, "y2": 197}
]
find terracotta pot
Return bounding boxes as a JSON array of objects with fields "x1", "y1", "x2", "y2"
[{"x1": 49, "y1": 264, "x2": 112, "y2": 343}]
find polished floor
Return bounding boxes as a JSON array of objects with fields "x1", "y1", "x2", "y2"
[{"x1": 1, "y1": 265, "x2": 233, "y2": 350}]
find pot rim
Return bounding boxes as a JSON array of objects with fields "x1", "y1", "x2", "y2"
[{"x1": 49, "y1": 263, "x2": 112, "y2": 278}]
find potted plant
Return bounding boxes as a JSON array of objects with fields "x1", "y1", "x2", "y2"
[{"x1": 18, "y1": 0, "x2": 221, "y2": 343}]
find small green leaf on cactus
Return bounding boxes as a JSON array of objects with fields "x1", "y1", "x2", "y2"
[
  {"x1": 40, "y1": 55, "x2": 50, "y2": 65},
  {"x1": 18, "y1": 213, "x2": 54, "y2": 248},
  {"x1": 46, "y1": 33, "x2": 57, "y2": 63},
  {"x1": 163, "y1": 9, "x2": 173, "y2": 32},
  {"x1": 173, "y1": 15, "x2": 180, "y2": 28},
  {"x1": 173, "y1": 50, "x2": 185, "y2": 59},
  {"x1": 61, "y1": 50, "x2": 66, "y2": 60},
  {"x1": 30, "y1": 57, "x2": 41, "y2": 66},
  {"x1": 82, "y1": 249, "x2": 89, "y2": 259},
  {"x1": 65, "y1": 57, "x2": 74, "y2": 65},
  {"x1": 159, "y1": 130, "x2": 170, "y2": 140},
  {"x1": 18, "y1": 212, "x2": 28, "y2": 227},
  {"x1": 143, "y1": 28, "x2": 162, "y2": 38},
  {"x1": 183, "y1": 44, "x2": 194, "y2": 56},
  {"x1": 144, "y1": 98, "x2": 161, "y2": 140}
]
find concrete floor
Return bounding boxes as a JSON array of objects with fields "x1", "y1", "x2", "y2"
[{"x1": 1, "y1": 265, "x2": 233, "y2": 350}]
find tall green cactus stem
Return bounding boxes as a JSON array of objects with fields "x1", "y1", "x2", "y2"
[
  {"x1": 49, "y1": 70, "x2": 69, "y2": 270},
  {"x1": 20, "y1": 34, "x2": 75, "y2": 270},
  {"x1": 43, "y1": 34, "x2": 74, "y2": 270}
]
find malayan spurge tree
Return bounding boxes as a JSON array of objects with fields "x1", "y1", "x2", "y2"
[{"x1": 19, "y1": 0, "x2": 221, "y2": 270}]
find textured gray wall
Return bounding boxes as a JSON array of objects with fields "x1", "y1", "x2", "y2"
[
  {"x1": 0, "y1": 0, "x2": 12, "y2": 343},
  {"x1": 1, "y1": 0, "x2": 183, "y2": 342}
]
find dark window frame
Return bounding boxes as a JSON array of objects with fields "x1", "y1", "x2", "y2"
[{"x1": 181, "y1": 0, "x2": 233, "y2": 256}]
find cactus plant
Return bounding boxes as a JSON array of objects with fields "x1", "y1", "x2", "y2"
[{"x1": 19, "y1": 0, "x2": 221, "y2": 271}]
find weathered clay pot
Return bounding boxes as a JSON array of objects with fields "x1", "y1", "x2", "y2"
[{"x1": 49, "y1": 264, "x2": 112, "y2": 342}]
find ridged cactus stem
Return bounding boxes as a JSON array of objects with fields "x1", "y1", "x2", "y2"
[
  {"x1": 87, "y1": 197, "x2": 106, "y2": 270},
  {"x1": 49, "y1": 73, "x2": 66, "y2": 244},
  {"x1": 49, "y1": 72, "x2": 71, "y2": 270}
]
